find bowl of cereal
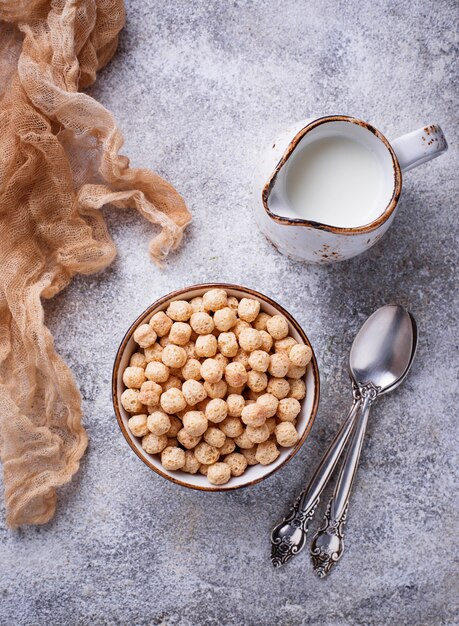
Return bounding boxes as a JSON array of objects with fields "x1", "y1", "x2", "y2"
[{"x1": 112, "y1": 284, "x2": 319, "y2": 490}]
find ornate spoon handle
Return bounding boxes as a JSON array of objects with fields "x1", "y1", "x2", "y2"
[
  {"x1": 271, "y1": 396, "x2": 361, "y2": 567},
  {"x1": 310, "y1": 383, "x2": 377, "y2": 578}
]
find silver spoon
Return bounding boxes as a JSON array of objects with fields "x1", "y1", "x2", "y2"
[
  {"x1": 271, "y1": 304, "x2": 417, "y2": 568},
  {"x1": 310, "y1": 305, "x2": 417, "y2": 577}
]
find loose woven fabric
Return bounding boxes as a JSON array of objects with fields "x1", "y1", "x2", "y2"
[{"x1": 0, "y1": 0, "x2": 191, "y2": 527}]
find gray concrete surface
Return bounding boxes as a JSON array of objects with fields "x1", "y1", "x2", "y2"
[{"x1": 1, "y1": 1, "x2": 458, "y2": 624}]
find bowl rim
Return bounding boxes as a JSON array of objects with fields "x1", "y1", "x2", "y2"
[{"x1": 112, "y1": 283, "x2": 320, "y2": 491}]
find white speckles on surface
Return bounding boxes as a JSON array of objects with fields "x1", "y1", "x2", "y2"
[{"x1": 1, "y1": 1, "x2": 458, "y2": 625}]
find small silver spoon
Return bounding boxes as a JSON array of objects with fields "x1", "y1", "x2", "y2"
[
  {"x1": 310, "y1": 305, "x2": 417, "y2": 577},
  {"x1": 271, "y1": 304, "x2": 417, "y2": 568}
]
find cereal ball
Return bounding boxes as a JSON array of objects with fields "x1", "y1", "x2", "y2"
[
  {"x1": 159, "y1": 335, "x2": 172, "y2": 348},
  {"x1": 266, "y1": 417, "x2": 276, "y2": 434},
  {"x1": 234, "y1": 430, "x2": 256, "y2": 449},
  {"x1": 167, "y1": 322, "x2": 191, "y2": 346},
  {"x1": 128, "y1": 414, "x2": 149, "y2": 437},
  {"x1": 203, "y1": 288, "x2": 227, "y2": 312},
  {"x1": 205, "y1": 398, "x2": 228, "y2": 423},
  {"x1": 233, "y1": 319, "x2": 251, "y2": 339},
  {"x1": 238, "y1": 298, "x2": 260, "y2": 323},
  {"x1": 289, "y1": 378, "x2": 306, "y2": 400},
  {"x1": 204, "y1": 426, "x2": 226, "y2": 448},
  {"x1": 142, "y1": 432, "x2": 168, "y2": 454},
  {"x1": 177, "y1": 428, "x2": 201, "y2": 449},
  {"x1": 239, "y1": 328, "x2": 262, "y2": 352},
  {"x1": 144, "y1": 343, "x2": 163, "y2": 363},
  {"x1": 161, "y1": 344, "x2": 187, "y2": 369},
  {"x1": 266, "y1": 315, "x2": 289, "y2": 340},
  {"x1": 145, "y1": 361, "x2": 170, "y2": 383},
  {"x1": 184, "y1": 341, "x2": 197, "y2": 359},
  {"x1": 241, "y1": 403, "x2": 266, "y2": 427},
  {"x1": 268, "y1": 352, "x2": 290, "y2": 378},
  {"x1": 161, "y1": 446, "x2": 186, "y2": 470},
  {"x1": 233, "y1": 349, "x2": 250, "y2": 371},
  {"x1": 289, "y1": 343, "x2": 312, "y2": 367},
  {"x1": 166, "y1": 300, "x2": 192, "y2": 321},
  {"x1": 190, "y1": 311, "x2": 215, "y2": 335},
  {"x1": 167, "y1": 415, "x2": 182, "y2": 437},
  {"x1": 161, "y1": 377, "x2": 180, "y2": 394},
  {"x1": 130, "y1": 352, "x2": 146, "y2": 368},
  {"x1": 207, "y1": 462, "x2": 231, "y2": 485},
  {"x1": 200, "y1": 358, "x2": 223, "y2": 384},
  {"x1": 121, "y1": 388, "x2": 144, "y2": 414},
  {"x1": 183, "y1": 450, "x2": 200, "y2": 474},
  {"x1": 226, "y1": 394, "x2": 245, "y2": 417},
  {"x1": 182, "y1": 379, "x2": 207, "y2": 406},
  {"x1": 160, "y1": 388, "x2": 187, "y2": 414},
  {"x1": 246, "y1": 423, "x2": 270, "y2": 444},
  {"x1": 247, "y1": 370, "x2": 268, "y2": 393},
  {"x1": 275, "y1": 422, "x2": 299, "y2": 447},
  {"x1": 190, "y1": 296, "x2": 205, "y2": 313},
  {"x1": 253, "y1": 312, "x2": 272, "y2": 331},
  {"x1": 227, "y1": 296, "x2": 239, "y2": 310},
  {"x1": 267, "y1": 377, "x2": 290, "y2": 399},
  {"x1": 168, "y1": 367, "x2": 184, "y2": 380},
  {"x1": 257, "y1": 393, "x2": 279, "y2": 418},
  {"x1": 219, "y1": 417, "x2": 244, "y2": 438},
  {"x1": 149, "y1": 311, "x2": 173, "y2": 337},
  {"x1": 204, "y1": 380, "x2": 228, "y2": 399},
  {"x1": 259, "y1": 330, "x2": 274, "y2": 352},
  {"x1": 224, "y1": 362, "x2": 248, "y2": 388},
  {"x1": 275, "y1": 337, "x2": 297, "y2": 354},
  {"x1": 287, "y1": 363, "x2": 307, "y2": 379},
  {"x1": 224, "y1": 452, "x2": 247, "y2": 477},
  {"x1": 123, "y1": 366, "x2": 146, "y2": 389},
  {"x1": 195, "y1": 334, "x2": 218, "y2": 358},
  {"x1": 194, "y1": 442, "x2": 220, "y2": 465},
  {"x1": 220, "y1": 438, "x2": 236, "y2": 455},
  {"x1": 147, "y1": 410, "x2": 171, "y2": 436},
  {"x1": 241, "y1": 447, "x2": 258, "y2": 466},
  {"x1": 248, "y1": 350, "x2": 270, "y2": 373},
  {"x1": 182, "y1": 358, "x2": 202, "y2": 381},
  {"x1": 214, "y1": 354, "x2": 229, "y2": 371},
  {"x1": 183, "y1": 410, "x2": 208, "y2": 436},
  {"x1": 199, "y1": 464, "x2": 209, "y2": 475},
  {"x1": 217, "y1": 332, "x2": 238, "y2": 357},
  {"x1": 277, "y1": 397, "x2": 301, "y2": 422},
  {"x1": 133, "y1": 324, "x2": 157, "y2": 349},
  {"x1": 214, "y1": 307, "x2": 237, "y2": 332},
  {"x1": 255, "y1": 440, "x2": 280, "y2": 465}
]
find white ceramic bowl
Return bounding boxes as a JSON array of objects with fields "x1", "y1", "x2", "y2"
[{"x1": 112, "y1": 283, "x2": 320, "y2": 491}]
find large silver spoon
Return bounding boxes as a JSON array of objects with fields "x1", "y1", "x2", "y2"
[{"x1": 271, "y1": 304, "x2": 417, "y2": 568}]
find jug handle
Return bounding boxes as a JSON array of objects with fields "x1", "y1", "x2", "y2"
[{"x1": 391, "y1": 124, "x2": 448, "y2": 173}]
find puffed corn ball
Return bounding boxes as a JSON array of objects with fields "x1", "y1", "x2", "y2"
[
  {"x1": 203, "y1": 288, "x2": 227, "y2": 312},
  {"x1": 224, "y1": 452, "x2": 247, "y2": 476},
  {"x1": 161, "y1": 446, "x2": 186, "y2": 470},
  {"x1": 238, "y1": 298, "x2": 260, "y2": 322},
  {"x1": 167, "y1": 300, "x2": 192, "y2": 321},
  {"x1": 122, "y1": 288, "x2": 311, "y2": 485},
  {"x1": 149, "y1": 311, "x2": 173, "y2": 337},
  {"x1": 123, "y1": 366, "x2": 146, "y2": 389},
  {"x1": 182, "y1": 410, "x2": 207, "y2": 436},
  {"x1": 275, "y1": 422, "x2": 300, "y2": 447},
  {"x1": 133, "y1": 324, "x2": 157, "y2": 348},
  {"x1": 147, "y1": 410, "x2": 171, "y2": 436},
  {"x1": 205, "y1": 398, "x2": 228, "y2": 423},
  {"x1": 128, "y1": 414, "x2": 149, "y2": 437},
  {"x1": 162, "y1": 344, "x2": 187, "y2": 368},
  {"x1": 207, "y1": 462, "x2": 231, "y2": 485}
]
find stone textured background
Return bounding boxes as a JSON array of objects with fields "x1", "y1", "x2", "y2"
[{"x1": 1, "y1": 1, "x2": 458, "y2": 624}]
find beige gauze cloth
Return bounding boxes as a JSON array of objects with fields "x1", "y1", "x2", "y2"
[{"x1": 0, "y1": 0, "x2": 191, "y2": 528}]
